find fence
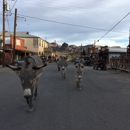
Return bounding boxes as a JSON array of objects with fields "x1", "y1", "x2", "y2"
[{"x1": 109, "y1": 57, "x2": 130, "y2": 72}]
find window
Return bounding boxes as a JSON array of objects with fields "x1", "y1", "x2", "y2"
[
  {"x1": 16, "y1": 40, "x2": 21, "y2": 46},
  {"x1": 33, "y1": 38, "x2": 38, "y2": 48}
]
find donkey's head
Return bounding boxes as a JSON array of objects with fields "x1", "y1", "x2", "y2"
[
  {"x1": 75, "y1": 63, "x2": 84, "y2": 81},
  {"x1": 75, "y1": 63, "x2": 84, "y2": 69},
  {"x1": 6, "y1": 56, "x2": 44, "y2": 99}
]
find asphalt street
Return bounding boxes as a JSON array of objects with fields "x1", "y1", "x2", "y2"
[{"x1": 0, "y1": 62, "x2": 130, "y2": 130}]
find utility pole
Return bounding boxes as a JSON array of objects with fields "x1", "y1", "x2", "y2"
[
  {"x1": 12, "y1": 8, "x2": 17, "y2": 64},
  {"x1": 2, "y1": 0, "x2": 6, "y2": 67},
  {"x1": 127, "y1": 30, "x2": 130, "y2": 57},
  {"x1": 81, "y1": 43, "x2": 82, "y2": 57}
]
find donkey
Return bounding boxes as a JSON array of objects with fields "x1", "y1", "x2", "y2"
[
  {"x1": 57, "y1": 58, "x2": 68, "y2": 79},
  {"x1": 75, "y1": 62, "x2": 84, "y2": 89},
  {"x1": 7, "y1": 55, "x2": 44, "y2": 111}
]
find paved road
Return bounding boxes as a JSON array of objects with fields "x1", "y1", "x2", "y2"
[{"x1": 0, "y1": 63, "x2": 130, "y2": 130}]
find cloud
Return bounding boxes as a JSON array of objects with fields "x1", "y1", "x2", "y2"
[{"x1": 0, "y1": 0, "x2": 130, "y2": 47}]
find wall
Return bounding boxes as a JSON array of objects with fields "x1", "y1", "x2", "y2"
[
  {"x1": 38, "y1": 38, "x2": 44, "y2": 56},
  {"x1": 22, "y1": 38, "x2": 38, "y2": 54},
  {"x1": 10, "y1": 35, "x2": 27, "y2": 51}
]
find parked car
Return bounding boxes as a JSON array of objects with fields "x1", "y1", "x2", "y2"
[
  {"x1": 10, "y1": 58, "x2": 25, "y2": 66},
  {"x1": 83, "y1": 56, "x2": 91, "y2": 66},
  {"x1": 74, "y1": 58, "x2": 80, "y2": 65},
  {"x1": 93, "y1": 59, "x2": 107, "y2": 70}
]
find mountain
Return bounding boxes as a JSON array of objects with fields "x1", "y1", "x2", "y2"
[
  {"x1": 48, "y1": 42, "x2": 93, "y2": 53},
  {"x1": 51, "y1": 42, "x2": 61, "y2": 47},
  {"x1": 59, "y1": 42, "x2": 71, "y2": 52},
  {"x1": 48, "y1": 42, "x2": 61, "y2": 52}
]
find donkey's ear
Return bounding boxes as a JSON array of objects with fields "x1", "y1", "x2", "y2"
[
  {"x1": 6, "y1": 64, "x2": 22, "y2": 75},
  {"x1": 6, "y1": 64, "x2": 22, "y2": 70},
  {"x1": 32, "y1": 64, "x2": 44, "y2": 70}
]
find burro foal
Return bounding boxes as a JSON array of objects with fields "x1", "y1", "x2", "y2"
[{"x1": 75, "y1": 62, "x2": 84, "y2": 89}]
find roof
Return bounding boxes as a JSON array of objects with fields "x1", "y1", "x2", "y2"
[
  {"x1": 0, "y1": 32, "x2": 39, "y2": 38},
  {"x1": 108, "y1": 47, "x2": 126, "y2": 53}
]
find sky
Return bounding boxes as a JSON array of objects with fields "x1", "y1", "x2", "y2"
[{"x1": 0, "y1": 0, "x2": 130, "y2": 47}]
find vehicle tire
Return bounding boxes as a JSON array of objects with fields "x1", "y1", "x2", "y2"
[
  {"x1": 104, "y1": 66, "x2": 107, "y2": 71},
  {"x1": 95, "y1": 65, "x2": 98, "y2": 70}
]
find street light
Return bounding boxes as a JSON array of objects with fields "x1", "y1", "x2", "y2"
[{"x1": 93, "y1": 40, "x2": 99, "y2": 60}]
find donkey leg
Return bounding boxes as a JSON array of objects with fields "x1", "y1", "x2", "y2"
[
  {"x1": 31, "y1": 87, "x2": 34, "y2": 98},
  {"x1": 34, "y1": 86, "x2": 38, "y2": 99},
  {"x1": 78, "y1": 81, "x2": 81, "y2": 90},
  {"x1": 28, "y1": 97, "x2": 33, "y2": 112},
  {"x1": 61, "y1": 71, "x2": 63, "y2": 78},
  {"x1": 63, "y1": 71, "x2": 65, "y2": 79},
  {"x1": 26, "y1": 99, "x2": 29, "y2": 104},
  {"x1": 76, "y1": 81, "x2": 79, "y2": 88},
  {"x1": 34, "y1": 78, "x2": 39, "y2": 99},
  {"x1": 76, "y1": 80, "x2": 81, "y2": 89},
  {"x1": 28, "y1": 89, "x2": 33, "y2": 111},
  {"x1": 64, "y1": 70, "x2": 66, "y2": 79},
  {"x1": 34, "y1": 77, "x2": 40, "y2": 99},
  {"x1": 79, "y1": 79, "x2": 82, "y2": 89}
]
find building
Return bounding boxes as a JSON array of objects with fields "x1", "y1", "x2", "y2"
[
  {"x1": 4, "y1": 35, "x2": 27, "y2": 64},
  {"x1": 98, "y1": 46, "x2": 127, "y2": 63},
  {"x1": 0, "y1": 35, "x2": 28, "y2": 64},
  {"x1": 108, "y1": 46, "x2": 127, "y2": 58},
  {"x1": 0, "y1": 31, "x2": 49, "y2": 55},
  {"x1": 0, "y1": 31, "x2": 50, "y2": 64}
]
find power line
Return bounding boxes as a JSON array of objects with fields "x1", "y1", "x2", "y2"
[
  {"x1": 9, "y1": 0, "x2": 17, "y2": 13},
  {"x1": 6, "y1": 15, "x2": 10, "y2": 31},
  {"x1": 18, "y1": 0, "x2": 128, "y2": 19},
  {"x1": 16, "y1": 13, "x2": 127, "y2": 34},
  {"x1": 98, "y1": 12, "x2": 130, "y2": 41}
]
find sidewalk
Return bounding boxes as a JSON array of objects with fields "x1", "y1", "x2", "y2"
[
  {"x1": 0, "y1": 65, "x2": 10, "y2": 72},
  {"x1": 107, "y1": 64, "x2": 112, "y2": 69}
]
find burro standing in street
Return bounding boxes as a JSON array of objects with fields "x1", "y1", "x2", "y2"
[
  {"x1": 75, "y1": 62, "x2": 84, "y2": 89},
  {"x1": 57, "y1": 57, "x2": 68, "y2": 79},
  {"x1": 6, "y1": 55, "x2": 45, "y2": 112}
]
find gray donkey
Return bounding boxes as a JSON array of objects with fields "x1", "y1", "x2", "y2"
[
  {"x1": 75, "y1": 62, "x2": 84, "y2": 89},
  {"x1": 7, "y1": 55, "x2": 45, "y2": 111},
  {"x1": 57, "y1": 58, "x2": 68, "y2": 79}
]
